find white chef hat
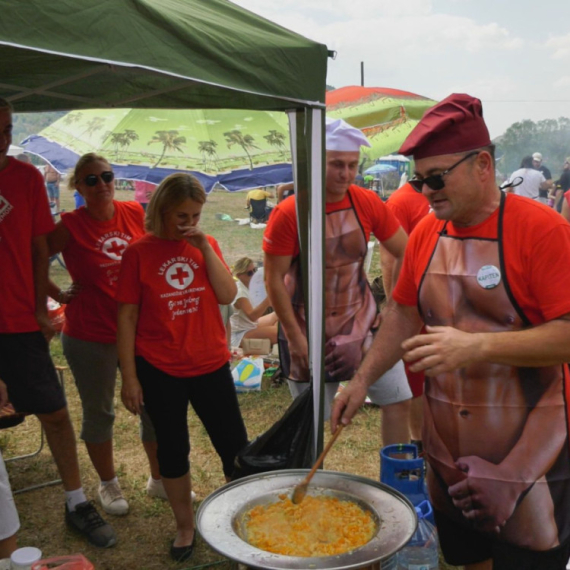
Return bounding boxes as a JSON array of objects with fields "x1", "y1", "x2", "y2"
[{"x1": 325, "y1": 117, "x2": 371, "y2": 151}]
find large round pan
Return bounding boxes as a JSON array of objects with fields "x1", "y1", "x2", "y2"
[{"x1": 197, "y1": 469, "x2": 417, "y2": 570}]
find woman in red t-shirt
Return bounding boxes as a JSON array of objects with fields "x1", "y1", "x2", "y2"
[
  {"x1": 47, "y1": 153, "x2": 157, "y2": 518},
  {"x1": 116, "y1": 173, "x2": 247, "y2": 562}
]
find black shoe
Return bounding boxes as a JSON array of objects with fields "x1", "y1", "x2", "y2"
[
  {"x1": 170, "y1": 533, "x2": 196, "y2": 562},
  {"x1": 65, "y1": 500, "x2": 117, "y2": 548}
]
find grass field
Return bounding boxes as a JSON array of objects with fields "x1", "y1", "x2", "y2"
[{"x1": 1, "y1": 186, "x2": 459, "y2": 569}]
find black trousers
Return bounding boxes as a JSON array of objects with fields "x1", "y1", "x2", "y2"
[{"x1": 136, "y1": 357, "x2": 248, "y2": 479}]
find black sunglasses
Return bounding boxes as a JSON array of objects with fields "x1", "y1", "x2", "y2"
[
  {"x1": 246, "y1": 268, "x2": 258, "y2": 277},
  {"x1": 409, "y1": 152, "x2": 479, "y2": 193},
  {"x1": 83, "y1": 171, "x2": 114, "y2": 187}
]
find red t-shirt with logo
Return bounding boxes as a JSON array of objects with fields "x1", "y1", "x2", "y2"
[
  {"x1": 0, "y1": 158, "x2": 55, "y2": 333},
  {"x1": 116, "y1": 234, "x2": 231, "y2": 377},
  {"x1": 385, "y1": 183, "x2": 430, "y2": 235},
  {"x1": 263, "y1": 185, "x2": 400, "y2": 256},
  {"x1": 60, "y1": 201, "x2": 145, "y2": 343},
  {"x1": 393, "y1": 194, "x2": 570, "y2": 325}
]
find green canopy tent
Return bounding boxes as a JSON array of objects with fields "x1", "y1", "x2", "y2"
[{"x1": 0, "y1": 0, "x2": 329, "y2": 457}]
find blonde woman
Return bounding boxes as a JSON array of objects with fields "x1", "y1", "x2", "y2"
[
  {"x1": 47, "y1": 153, "x2": 160, "y2": 519},
  {"x1": 117, "y1": 173, "x2": 247, "y2": 562},
  {"x1": 230, "y1": 257, "x2": 278, "y2": 349}
]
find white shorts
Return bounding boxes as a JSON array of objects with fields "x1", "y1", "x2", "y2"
[
  {"x1": 287, "y1": 360, "x2": 411, "y2": 421},
  {"x1": 0, "y1": 450, "x2": 20, "y2": 541}
]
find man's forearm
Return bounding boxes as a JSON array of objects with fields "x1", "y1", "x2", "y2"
[
  {"x1": 379, "y1": 245, "x2": 395, "y2": 297},
  {"x1": 478, "y1": 317, "x2": 570, "y2": 367},
  {"x1": 501, "y1": 378, "x2": 567, "y2": 484}
]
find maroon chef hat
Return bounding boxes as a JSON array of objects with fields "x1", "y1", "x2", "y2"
[{"x1": 399, "y1": 93, "x2": 491, "y2": 159}]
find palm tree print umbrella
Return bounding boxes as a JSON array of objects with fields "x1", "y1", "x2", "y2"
[
  {"x1": 327, "y1": 86, "x2": 437, "y2": 169},
  {"x1": 22, "y1": 108, "x2": 293, "y2": 192}
]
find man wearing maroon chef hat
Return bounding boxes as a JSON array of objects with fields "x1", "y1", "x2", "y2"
[{"x1": 332, "y1": 94, "x2": 570, "y2": 570}]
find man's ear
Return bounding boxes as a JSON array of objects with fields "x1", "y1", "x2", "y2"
[{"x1": 475, "y1": 151, "x2": 494, "y2": 182}]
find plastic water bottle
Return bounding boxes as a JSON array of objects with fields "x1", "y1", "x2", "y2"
[{"x1": 398, "y1": 500, "x2": 439, "y2": 569}]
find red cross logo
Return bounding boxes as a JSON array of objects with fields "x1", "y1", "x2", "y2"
[
  {"x1": 102, "y1": 237, "x2": 128, "y2": 261},
  {"x1": 166, "y1": 262, "x2": 194, "y2": 290}
]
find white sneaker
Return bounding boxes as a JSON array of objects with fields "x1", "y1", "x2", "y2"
[
  {"x1": 146, "y1": 476, "x2": 196, "y2": 501},
  {"x1": 98, "y1": 481, "x2": 129, "y2": 516}
]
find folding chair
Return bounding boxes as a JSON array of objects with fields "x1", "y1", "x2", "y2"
[
  {"x1": 1, "y1": 366, "x2": 67, "y2": 494},
  {"x1": 249, "y1": 198, "x2": 269, "y2": 223}
]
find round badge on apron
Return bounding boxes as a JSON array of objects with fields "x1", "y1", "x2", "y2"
[{"x1": 476, "y1": 264, "x2": 501, "y2": 289}]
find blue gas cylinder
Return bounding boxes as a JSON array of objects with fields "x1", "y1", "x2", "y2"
[
  {"x1": 380, "y1": 443, "x2": 433, "y2": 524},
  {"x1": 397, "y1": 500, "x2": 439, "y2": 569}
]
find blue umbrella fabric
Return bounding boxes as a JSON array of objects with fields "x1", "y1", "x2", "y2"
[{"x1": 364, "y1": 163, "x2": 398, "y2": 176}]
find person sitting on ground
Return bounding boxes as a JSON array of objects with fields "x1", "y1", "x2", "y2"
[
  {"x1": 246, "y1": 187, "x2": 274, "y2": 222},
  {"x1": 117, "y1": 173, "x2": 248, "y2": 563},
  {"x1": 47, "y1": 153, "x2": 162, "y2": 518},
  {"x1": 230, "y1": 257, "x2": 278, "y2": 349}
]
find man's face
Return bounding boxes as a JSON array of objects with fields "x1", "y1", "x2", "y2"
[
  {"x1": 0, "y1": 108, "x2": 12, "y2": 171},
  {"x1": 325, "y1": 151, "x2": 360, "y2": 201},
  {"x1": 533, "y1": 159, "x2": 542, "y2": 169},
  {"x1": 414, "y1": 152, "x2": 482, "y2": 225}
]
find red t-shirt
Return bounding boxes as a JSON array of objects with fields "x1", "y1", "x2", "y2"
[
  {"x1": 385, "y1": 183, "x2": 430, "y2": 235},
  {"x1": 263, "y1": 184, "x2": 400, "y2": 256},
  {"x1": 61, "y1": 201, "x2": 145, "y2": 343},
  {"x1": 0, "y1": 158, "x2": 55, "y2": 333},
  {"x1": 116, "y1": 234, "x2": 231, "y2": 377},
  {"x1": 393, "y1": 194, "x2": 570, "y2": 325}
]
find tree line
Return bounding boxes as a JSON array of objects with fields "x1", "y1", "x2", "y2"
[{"x1": 495, "y1": 117, "x2": 570, "y2": 179}]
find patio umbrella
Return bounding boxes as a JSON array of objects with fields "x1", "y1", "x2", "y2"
[
  {"x1": 363, "y1": 163, "x2": 398, "y2": 176},
  {"x1": 326, "y1": 86, "x2": 437, "y2": 168},
  {"x1": 22, "y1": 107, "x2": 292, "y2": 192}
]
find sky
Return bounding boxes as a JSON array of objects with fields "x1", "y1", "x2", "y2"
[{"x1": 232, "y1": 0, "x2": 570, "y2": 139}]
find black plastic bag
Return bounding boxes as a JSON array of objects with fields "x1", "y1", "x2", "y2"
[{"x1": 232, "y1": 383, "x2": 315, "y2": 479}]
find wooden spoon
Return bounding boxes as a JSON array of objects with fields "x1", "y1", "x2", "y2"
[{"x1": 291, "y1": 424, "x2": 345, "y2": 505}]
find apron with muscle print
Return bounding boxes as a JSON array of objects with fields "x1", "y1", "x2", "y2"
[
  {"x1": 279, "y1": 192, "x2": 378, "y2": 383},
  {"x1": 418, "y1": 192, "x2": 570, "y2": 549}
]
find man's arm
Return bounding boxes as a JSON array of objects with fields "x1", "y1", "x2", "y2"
[
  {"x1": 378, "y1": 227, "x2": 407, "y2": 297},
  {"x1": 402, "y1": 315, "x2": 570, "y2": 375},
  {"x1": 264, "y1": 252, "x2": 308, "y2": 370},
  {"x1": 31, "y1": 234, "x2": 55, "y2": 342},
  {"x1": 331, "y1": 300, "x2": 423, "y2": 430}
]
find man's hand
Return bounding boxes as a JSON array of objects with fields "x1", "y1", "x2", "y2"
[
  {"x1": 0, "y1": 380, "x2": 8, "y2": 410},
  {"x1": 448, "y1": 455, "x2": 527, "y2": 533},
  {"x1": 330, "y1": 374, "x2": 368, "y2": 432},
  {"x1": 36, "y1": 311, "x2": 55, "y2": 343},
  {"x1": 324, "y1": 336, "x2": 362, "y2": 380},
  {"x1": 402, "y1": 326, "x2": 482, "y2": 375}
]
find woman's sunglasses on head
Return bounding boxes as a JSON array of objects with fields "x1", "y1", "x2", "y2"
[
  {"x1": 409, "y1": 152, "x2": 479, "y2": 193},
  {"x1": 83, "y1": 171, "x2": 114, "y2": 187}
]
